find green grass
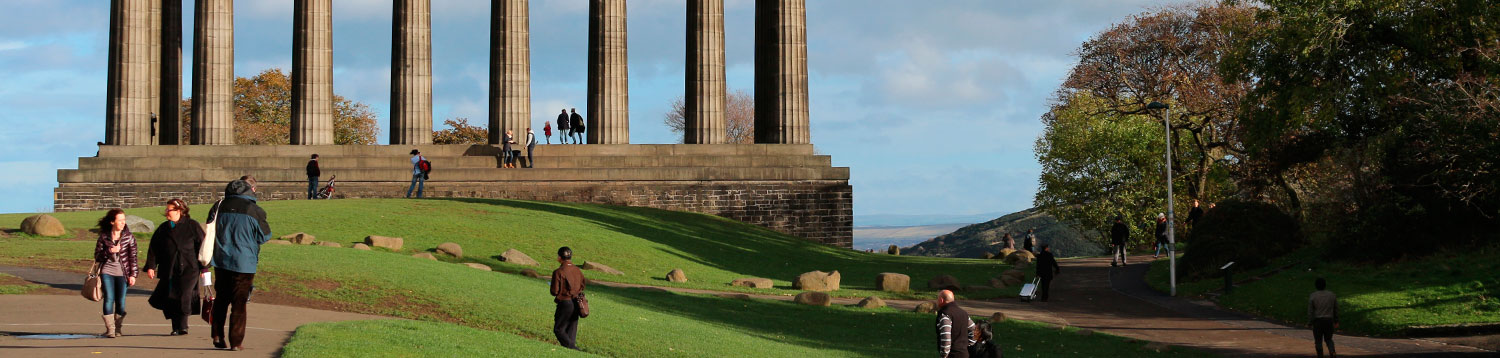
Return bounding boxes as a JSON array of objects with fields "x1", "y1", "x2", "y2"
[
  {"x1": 1147, "y1": 247, "x2": 1500, "y2": 336},
  {"x1": 0, "y1": 273, "x2": 45, "y2": 294},
  {"x1": 281, "y1": 320, "x2": 600, "y2": 358},
  {"x1": 0, "y1": 198, "x2": 1016, "y2": 300}
]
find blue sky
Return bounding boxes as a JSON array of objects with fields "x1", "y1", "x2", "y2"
[{"x1": 0, "y1": 0, "x2": 1187, "y2": 218}]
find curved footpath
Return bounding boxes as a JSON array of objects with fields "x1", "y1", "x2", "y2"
[{"x1": 4, "y1": 256, "x2": 1495, "y2": 357}]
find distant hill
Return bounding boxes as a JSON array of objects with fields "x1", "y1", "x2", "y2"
[
  {"x1": 853, "y1": 223, "x2": 970, "y2": 251},
  {"x1": 855, "y1": 212, "x2": 1006, "y2": 227},
  {"x1": 902, "y1": 208, "x2": 1106, "y2": 258}
]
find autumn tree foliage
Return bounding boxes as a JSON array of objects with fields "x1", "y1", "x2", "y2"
[
  {"x1": 178, "y1": 68, "x2": 378, "y2": 145},
  {"x1": 664, "y1": 89, "x2": 755, "y2": 144},
  {"x1": 432, "y1": 118, "x2": 488, "y2": 145}
]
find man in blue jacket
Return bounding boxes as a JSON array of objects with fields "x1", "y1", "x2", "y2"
[{"x1": 207, "y1": 177, "x2": 271, "y2": 351}]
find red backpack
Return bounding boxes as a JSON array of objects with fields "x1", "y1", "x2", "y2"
[{"x1": 417, "y1": 157, "x2": 432, "y2": 174}]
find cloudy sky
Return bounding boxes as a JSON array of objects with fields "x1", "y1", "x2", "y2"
[{"x1": 0, "y1": 0, "x2": 1186, "y2": 219}]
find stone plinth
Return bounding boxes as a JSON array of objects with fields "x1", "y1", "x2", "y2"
[
  {"x1": 754, "y1": 0, "x2": 811, "y2": 144},
  {"x1": 106, "y1": 0, "x2": 153, "y2": 146},
  {"x1": 686, "y1": 0, "x2": 727, "y2": 144},
  {"x1": 191, "y1": 0, "x2": 234, "y2": 145},
  {"x1": 292, "y1": 0, "x2": 335, "y2": 145},
  {"x1": 489, "y1": 0, "x2": 530, "y2": 146},
  {"x1": 587, "y1": 0, "x2": 629, "y2": 144},
  {"x1": 391, "y1": 0, "x2": 433, "y2": 145}
]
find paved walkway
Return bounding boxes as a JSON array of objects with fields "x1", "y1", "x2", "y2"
[{"x1": 0, "y1": 266, "x2": 385, "y2": 358}]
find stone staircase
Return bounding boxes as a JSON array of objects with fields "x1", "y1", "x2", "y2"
[{"x1": 55, "y1": 144, "x2": 853, "y2": 247}]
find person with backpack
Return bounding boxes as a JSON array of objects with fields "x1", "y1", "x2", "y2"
[
  {"x1": 569, "y1": 108, "x2": 585, "y2": 144},
  {"x1": 935, "y1": 289, "x2": 976, "y2": 358},
  {"x1": 407, "y1": 149, "x2": 426, "y2": 198},
  {"x1": 968, "y1": 320, "x2": 1002, "y2": 358},
  {"x1": 543, "y1": 121, "x2": 553, "y2": 145},
  {"x1": 550, "y1": 247, "x2": 586, "y2": 350},
  {"x1": 1110, "y1": 216, "x2": 1129, "y2": 267},
  {"x1": 525, "y1": 127, "x2": 538, "y2": 168},
  {"x1": 305, "y1": 154, "x2": 320, "y2": 200},
  {"x1": 208, "y1": 177, "x2": 272, "y2": 351},
  {"x1": 556, "y1": 109, "x2": 571, "y2": 144}
]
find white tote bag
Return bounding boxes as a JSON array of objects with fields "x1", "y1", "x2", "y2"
[{"x1": 198, "y1": 200, "x2": 223, "y2": 266}]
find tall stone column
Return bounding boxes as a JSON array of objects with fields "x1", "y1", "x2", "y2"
[
  {"x1": 754, "y1": 0, "x2": 810, "y2": 144},
  {"x1": 685, "y1": 0, "x2": 727, "y2": 144},
  {"x1": 292, "y1": 0, "x2": 334, "y2": 145},
  {"x1": 191, "y1": 0, "x2": 234, "y2": 145},
  {"x1": 587, "y1": 0, "x2": 628, "y2": 144},
  {"x1": 391, "y1": 0, "x2": 433, "y2": 145},
  {"x1": 105, "y1": 0, "x2": 152, "y2": 145},
  {"x1": 489, "y1": 0, "x2": 530, "y2": 146},
  {"x1": 148, "y1": 0, "x2": 162, "y2": 144},
  {"x1": 159, "y1": 0, "x2": 182, "y2": 145}
]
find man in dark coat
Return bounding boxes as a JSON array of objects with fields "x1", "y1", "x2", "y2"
[
  {"x1": 555, "y1": 109, "x2": 571, "y2": 144},
  {"x1": 569, "y1": 108, "x2": 585, "y2": 144},
  {"x1": 145, "y1": 198, "x2": 205, "y2": 336},
  {"x1": 1035, "y1": 244, "x2": 1062, "y2": 302},
  {"x1": 1110, "y1": 216, "x2": 1129, "y2": 267},
  {"x1": 1186, "y1": 199, "x2": 1205, "y2": 232},
  {"x1": 550, "y1": 246, "x2": 586, "y2": 350},
  {"x1": 935, "y1": 289, "x2": 975, "y2": 358},
  {"x1": 208, "y1": 177, "x2": 272, "y2": 351},
  {"x1": 305, "y1": 154, "x2": 320, "y2": 199}
]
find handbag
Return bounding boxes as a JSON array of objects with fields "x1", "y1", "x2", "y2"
[
  {"x1": 574, "y1": 292, "x2": 590, "y2": 318},
  {"x1": 198, "y1": 199, "x2": 223, "y2": 266},
  {"x1": 81, "y1": 262, "x2": 102, "y2": 302}
]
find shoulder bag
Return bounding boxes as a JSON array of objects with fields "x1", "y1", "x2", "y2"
[
  {"x1": 198, "y1": 199, "x2": 223, "y2": 266},
  {"x1": 575, "y1": 292, "x2": 590, "y2": 318},
  {"x1": 81, "y1": 262, "x2": 102, "y2": 302}
]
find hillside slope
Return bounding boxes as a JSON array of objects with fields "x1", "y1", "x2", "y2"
[{"x1": 903, "y1": 208, "x2": 1106, "y2": 258}]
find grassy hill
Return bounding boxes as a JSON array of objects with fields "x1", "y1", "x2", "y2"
[
  {"x1": 903, "y1": 208, "x2": 1106, "y2": 258},
  {"x1": 1, "y1": 199, "x2": 1210, "y2": 357}
]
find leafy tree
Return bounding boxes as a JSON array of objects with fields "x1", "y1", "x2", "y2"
[
  {"x1": 178, "y1": 68, "x2": 379, "y2": 145},
  {"x1": 432, "y1": 118, "x2": 488, "y2": 145},
  {"x1": 664, "y1": 89, "x2": 755, "y2": 144}
]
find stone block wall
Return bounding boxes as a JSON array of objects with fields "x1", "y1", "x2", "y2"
[{"x1": 55, "y1": 180, "x2": 854, "y2": 247}]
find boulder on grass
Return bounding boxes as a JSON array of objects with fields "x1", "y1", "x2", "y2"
[
  {"x1": 913, "y1": 302, "x2": 938, "y2": 313},
  {"x1": 666, "y1": 269, "x2": 688, "y2": 283},
  {"x1": 1001, "y1": 276, "x2": 1024, "y2": 287},
  {"x1": 364, "y1": 235, "x2": 403, "y2": 251},
  {"x1": 281, "y1": 232, "x2": 316, "y2": 245},
  {"x1": 990, "y1": 311, "x2": 1007, "y2": 323},
  {"x1": 793, "y1": 292, "x2": 831, "y2": 306},
  {"x1": 463, "y1": 263, "x2": 492, "y2": 271},
  {"x1": 581, "y1": 261, "x2": 624, "y2": 275},
  {"x1": 412, "y1": 252, "x2": 437, "y2": 260},
  {"x1": 730, "y1": 278, "x2": 774, "y2": 289},
  {"x1": 499, "y1": 249, "x2": 538, "y2": 266},
  {"x1": 352, "y1": 243, "x2": 372, "y2": 250},
  {"x1": 1004, "y1": 250, "x2": 1036, "y2": 265},
  {"x1": 317, "y1": 241, "x2": 342, "y2": 248},
  {"x1": 436, "y1": 242, "x2": 463, "y2": 258},
  {"x1": 792, "y1": 270, "x2": 841, "y2": 292},
  {"x1": 876, "y1": 272, "x2": 910, "y2": 292},
  {"x1": 20, "y1": 215, "x2": 66, "y2": 237},
  {"x1": 927, "y1": 275, "x2": 961, "y2": 291},
  {"x1": 988, "y1": 278, "x2": 1006, "y2": 289},
  {"x1": 520, "y1": 269, "x2": 542, "y2": 279},
  {"x1": 1001, "y1": 269, "x2": 1025, "y2": 281},
  {"x1": 856, "y1": 296, "x2": 886, "y2": 309},
  {"x1": 123, "y1": 215, "x2": 154, "y2": 233},
  {"x1": 997, "y1": 248, "x2": 1017, "y2": 259},
  {"x1": 264, "y1": 240, "x2": 293, "y2": 245}
]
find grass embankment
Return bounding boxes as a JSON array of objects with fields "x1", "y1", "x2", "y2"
[
  {"x1": 0, "y1": 273, "x2": 46, "y2": 294},
  {"x1": 1147, "y1": 248, "x2": 1500, "y2": 336},
  {"x1": 2, "y1": 200, "x2": 1211, "y2": 357}
]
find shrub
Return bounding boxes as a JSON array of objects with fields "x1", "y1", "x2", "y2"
[{"x1": 1180, "y1": 200, "x2": 1304, "y2": 280}]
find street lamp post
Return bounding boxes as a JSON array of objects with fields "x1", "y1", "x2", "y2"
[{"x1": 1146, "y1": 101, "x2": 1175, "y2": 296}]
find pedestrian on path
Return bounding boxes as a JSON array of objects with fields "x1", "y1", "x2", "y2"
[
  {"x1": 968, "y1": 320, "x2": 1002, "y2": 358},
  {"x1": 208, "y1": 177, "x2": 273, "y2": 351},
  {"x1": 1035, "y1": 244, "x2": 1061, "y2": 302},
  {"x1": 1154, "y1": 213, "x2": 1168, "y2": 258},
  {"x1": 93, "y1": 208, "x2": 138, "y2": 338},
  {"x1": 550, "y1": 246, "x2": 586, "y2": 350},
  {"x1": 145, "y1": 198, "x2": 206, "y2": 336},
  {"x1": 935, "y1": 289, "x2": 976, "y2": 358},
  {"x1": 1309, "y1": 278, "x2": 1339, "y2": 358},
  {"x1": 1110, "y1": 216, "x2": 1129, "y2": 267},
  {"x1": 305, "y1": 154, "x2": 320, "y2": 199}
]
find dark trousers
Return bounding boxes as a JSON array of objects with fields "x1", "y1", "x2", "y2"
[
  {"x1": 1038, "y1": 274, "x2": 1054, "y2": 301},
  {"x1": 211, "y1": 268, "x2": 255, "y2": 347},
  {"x1": 1313, "y1": 318, "x2": 1336, "y2": 357},
  {"x1": 171, "y1": 313, "x2": 189, "y2": 332},
  {"x1": 307, "y1": 176, "x2": 318, "y2": 199},
  {"x1": 553, "y1": 299, "x2": 580, "y2": 349},
  {"x1": 1112, "y1": 244, "x2": 1127, "y2": 264},
  {"x1": 526, "y1": 144, "x2": 535, "y2": 168}
]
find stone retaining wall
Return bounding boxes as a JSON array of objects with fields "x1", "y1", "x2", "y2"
[{"x1": 54, "y1": 180, "x2": 853, "y2": 247}]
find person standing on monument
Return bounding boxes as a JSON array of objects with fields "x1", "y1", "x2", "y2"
[
  {"x1": 570, "y1": 108, "x2": 585, "y2": 144},
  {"x1": 502, "y1": 130, "x2": 517, "y2": 169},
  {"x1": 556, "y1": 109, "x2": 571, "y2": 144},
  {"x1": 525, "y1": 127, "x2": 538, "y2": 168},
  {"x1": 145, "y1": 198, "x2": 205, "y2": 336},
  {"x1": 1035, "y1": 244, "x2": 1061, "y2": 302},
  {"x1": 305, "y1": 154, "x2": 320, "y2": 200},
  {"x1": 208, "y1": 177, "x2": 272, "y2": 351},
  {"x1": 543, "y1": 121, "x2": 553, "y2": 145},
  {"x1": 934, "y1": 289, "x2": 975, "y2": 358},
  {"x1": 550, "y1": 247, "x2": 586, "y2": 350},
  {"x1": 93, "y1": 208, "x2": 138, "y2": 338},
  {"x1": 407, "y1": 150, "x2": 425, "y2": 198}
]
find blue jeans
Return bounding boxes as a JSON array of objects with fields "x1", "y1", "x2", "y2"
[
  {"x1": 307, "y1": 176, "x2": 319, "y2": 199},
  {"x1": 101, "y1": 274, "x2": 128, "y2": 315},
  {"x1": 1155, "y1": 242, "x2": 1166, "y2": 256},
  {"x1": 407, "y1": 173, "x2": 424, "y2": 198}
]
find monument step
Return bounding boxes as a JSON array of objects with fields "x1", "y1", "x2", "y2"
[
  {"x1": 95, "y1": 144, "x2": 816, "y2": 158},
  {"x1": 74, "y1": 154, "x2": 833, "y2": 170},
  {"x1": 57, "y1": 166, "x2": 851, "y2": 183}
]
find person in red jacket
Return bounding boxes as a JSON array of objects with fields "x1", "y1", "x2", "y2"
[{"x1": 543, "y1": 121, "x2": 553, "y2": 144}]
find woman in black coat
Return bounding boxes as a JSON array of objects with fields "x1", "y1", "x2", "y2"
[{"x1": 145, "y1": 198, "x2": 206, "y2": 336}]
